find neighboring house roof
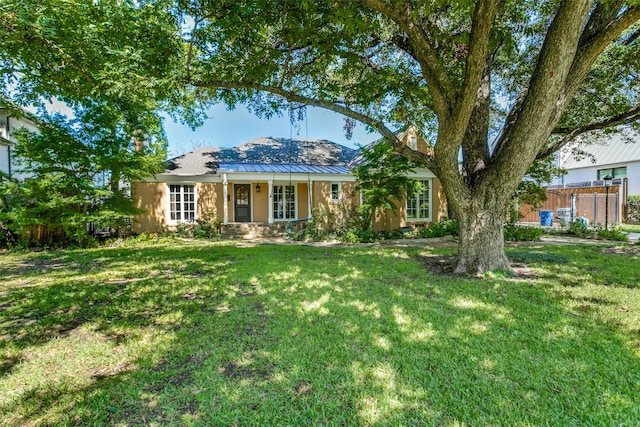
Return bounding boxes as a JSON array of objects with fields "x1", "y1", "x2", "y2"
[
  {"x1": 562, "y1": 130, "x2": 640, "y2": 169},
  {"x1": 164, "y1": 137, "x2": 358, "y2": 175}
]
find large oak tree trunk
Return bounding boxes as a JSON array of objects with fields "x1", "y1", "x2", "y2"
[
  {"x1": 438, "y1": 167, "x2": 516, "y2": 276},
  {"x1": 454, "y1": 201, "x2": 511, "y2": 275}
]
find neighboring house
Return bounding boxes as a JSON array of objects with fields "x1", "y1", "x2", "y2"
[
  {"x1": 551, "y1": 129, "x2": 640, "y2": 195},
  {"x1": 133, "y1": 129, "x2": 448, "y2": 233},
  {"x1": 0, "y1": 107, "x2": 39, "y2": 179}
]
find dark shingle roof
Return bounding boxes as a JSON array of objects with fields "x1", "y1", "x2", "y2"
[
  {"x1": 218, "y1": 162, "x2": 350, "y2": 174},
  {"x1": 164, "y1": 137, "x2": 357, "y2": 175},
  {"x1": 348, "y1": 129, "x2": 409, "y2": 167}
]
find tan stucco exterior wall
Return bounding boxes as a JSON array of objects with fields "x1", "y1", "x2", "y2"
[
  {"x1": 197, "y1": 182, "x2": 222, "y2": 222},
  {"x1": 133, "y1": 182, "x2": 167, "y2": 233},
  {"x1": 309, "y1": 179, "x2": 449, "y2": 232},
  {"x1": 432, "y1": 179, "x2": 448, "y2": 222},
  {"x1": 297, "y1": 182, "x2": 309, "y2": 219},
  {"x1": 310, "y1": 180, "x2": 359, "y2": 228},
  {"x1": 373, "y1": 200, "x2": 404, "y2": 231},
  {"x1": 134, "y1": 182, "x2": 225, "y2": 233},
  {"x1": 373, "y1": 178, "x2": 448, "y2": 232},
  {"x1": 312, "y1": 181, "x2": 352, "y2": 215},
  {"x1": 253, "y1": 183, "x2": 269, "y2": 222}
]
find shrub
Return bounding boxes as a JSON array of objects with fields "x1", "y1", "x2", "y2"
[
  {"x1": 0, "y1": 220, "x2": 19, "y2": 248},
  {"x1": 568, "y1": 220, "x2": 591, "y2": 238},
  {"x1": 172, "y1": 216, "x2": 221, "y2": 239},
  {"x1": 504, "y1": 225, "x2": 544, "y2": 241},
  {"x1": 627, "y1": 195, "x2": 640, "y2": 223},
  {"x1": 418, "y1": 219, "x2": 459, "y2": 238},
  {"x1": 596, "y1": 227, "x2": 629, "y2": 242},
  {"x1": 378, "y1": 230, "x2": 404, "y2": 240},
  {"x1": 567, "y1": 221, "x2": 629, "y2": 242},
  {"x1": 291, "y1": 227, "x2": 331, "y2": 242}
]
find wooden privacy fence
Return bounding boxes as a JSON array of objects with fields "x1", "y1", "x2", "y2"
[
  {"x1": 23, "y1": 224, "x2": 67, "y2": 244},
  {"x1": 519, "y1": 184, "x2": 625, "y2": 227}
]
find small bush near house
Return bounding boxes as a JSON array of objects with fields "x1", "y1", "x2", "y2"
[
  {"x1": 173, "y1": 216, "x2": 221, "y2": 239},
  {"x1": 504, "y1": 224, "x2": 544, "y2": 241},
  {"x1": 627, "y1": 195, "x2": 640, "y2": 223},
  {"x1": 377, "y1": 230, "x2": 405, "y2": 240},
  {"x1": 567, "y1": 220, "x2": 591, "y2": 238},
  {"x1": 342, "y1": 228, "x2": 378, "y2": 243},
  {"x1": 293, "y1": 219, "x2": 460, "y2": 243},
  {"x1": 595, "y1": 226, "x2": 629, "y2": 242},
  {"x1": 418, "y1": 219, "x2": 459, "y2": 238},
  {"x1": 567, "y1": 221, "x2": 629, "y2": 242}
]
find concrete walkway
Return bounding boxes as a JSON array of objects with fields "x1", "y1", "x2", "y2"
[
  {"x1": 234, "y1": 233, "x2": 635, "y2": 248},
  {"x1": 627, "y1": 232, "x2": 640, "y2": 243}
]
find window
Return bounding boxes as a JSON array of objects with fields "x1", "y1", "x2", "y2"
[
  {"x1": 273, "y1": 185, "x2": 295, "y2": 220},
  {"x1": 409, "y1": 135, "x2": 418, "y2": 150},
  {"x1": 330, "y1": 182, "x2": 341, "y2": 202},
  {"x1": 169, "y1": 184, "x2": 195, "y2": 222},
  {"x1": 406, "y1": 180, "x2": 431, "y2": 221},
  {"x1": 598, "y1": 167, "x2": 627, "y2": 180},
  {"x1": 236, "y1": 186, "x2": 249, "y2": 205}
]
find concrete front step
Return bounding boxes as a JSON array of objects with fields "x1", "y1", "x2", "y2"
[{"x1": 221, "y1": 222, "x2": 308, "y2": 239}]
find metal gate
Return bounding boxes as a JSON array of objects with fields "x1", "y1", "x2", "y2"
[{"x1": 575, "y1": 193, "x2": 619, "y2": 227}]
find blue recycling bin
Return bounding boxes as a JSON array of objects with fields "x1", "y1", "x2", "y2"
[{"x1": 539, "y1": 210, "x2": 554, "y2": 227}]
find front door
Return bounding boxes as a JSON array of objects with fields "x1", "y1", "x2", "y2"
[{"x1": 234, "y1": 184, "x2": 251, "y2": 222}]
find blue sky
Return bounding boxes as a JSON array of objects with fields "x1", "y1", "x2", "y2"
[{"x1": 163, "y1": 104, "x2": 381, "y2": 157}]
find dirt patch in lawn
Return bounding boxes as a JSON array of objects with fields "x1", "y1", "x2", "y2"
[
  {"x1": 417, "y1": 254, "x2": 538, "y2": 279},
  {"x1": 418, "y1": 254, "x2": 457, "y2": 276},
  {"x1": 219, "y1": 360, "x2": 270, "y2": 381}
]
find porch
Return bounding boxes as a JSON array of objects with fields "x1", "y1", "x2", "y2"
[{"x1": 220, "y1": 221, "x2": 310, "y2": 239}]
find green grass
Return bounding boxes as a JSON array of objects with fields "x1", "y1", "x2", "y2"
[
  {"x1": 620, "y1": 223, "x2": 640, "y2": 233},
  {"x1": 1, "y1": 239, "x2": 639, "y2": 426}
]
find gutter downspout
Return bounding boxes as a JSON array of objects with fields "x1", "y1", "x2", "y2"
[{"x1": 223, "y1": 173, "x2": 228, "y2": 225}]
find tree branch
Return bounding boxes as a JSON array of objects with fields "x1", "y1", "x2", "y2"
[
  {"x1": 579, "y1": 0, "x2": 625, "y2": 44},
  {"x1": 351, "y1": 0, "x2": 456, "y2": 117},
  {"x1": 492, "y1": 1, "x2": 592, "y2": 164},
  {"x1": 567, "y1": 4, "x2": 640, "y2": 95},
  {"x1": 190, "y1": 79, "x2": 436, "y2": 170},
  {"x1": 453, "y1": 0, "x2": 500, "y2": 132},
  {"x1": 185, "y1": 15, "x2": 206, "y2": 82},
  {"x1": 624, "y1": 27, "x2": 640, "y2": 45},
  {"x1": 538, "y1": 103, "x2": 640, "y2": 159},
  {"x1": 0, "y1": 13, "x2": 97, "y2": 87}
]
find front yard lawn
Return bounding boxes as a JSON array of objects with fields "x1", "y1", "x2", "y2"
[
  {"x1": 620, "y1": 223, "x2": 640, "y2": 233},
  {"x1": 1, "y1": 240, "x2": 639, "y2": 426}
]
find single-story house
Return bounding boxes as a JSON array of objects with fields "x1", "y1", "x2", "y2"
[
  {"x1": 133, "y1": 129, "x2": 448, "y2": 234},
  {"x1": 551, "y1": 129, "x2": 640, "y2": 195}
]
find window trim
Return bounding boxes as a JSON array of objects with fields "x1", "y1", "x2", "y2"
[
  {"x1": 406, "y1": 179, "x2": 432, "y2": 222},
  {"x1": 167, "y1": 183, "x2": 197, "y2": 224},
  {"x1": 597, "y1": 166, "x2": 627, "y2": 180},
  {"x1": 409, "y1": 135, "x2": 418, "y2": 151},
  {"x1": 272, "y1": 183, "x2": 297, "y2": 221},
  {"x1": 330, "y1": 182, "x2": 342, "y2": 202}
]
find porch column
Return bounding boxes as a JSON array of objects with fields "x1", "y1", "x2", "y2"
[
  {"x1": 223, "y1": 173, "x2": 228, "y2": 225},
  {"x1": 308, "y1": 179, "x2": 313, "y2": 221},
  {"x1": 268, "y1": 179, "x2": 274, "y2": 224}
]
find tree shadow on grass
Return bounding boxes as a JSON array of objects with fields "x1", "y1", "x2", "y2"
[{"x1": 1, "y1": 242, "x2": 639, "y2": 425}]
